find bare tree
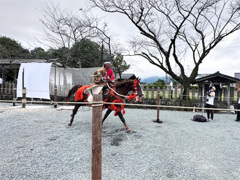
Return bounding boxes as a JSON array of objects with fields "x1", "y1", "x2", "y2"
[
  {"x1": 39, "y1": 2, "x2": 120, "y2": 67},
  {"x1": 40, "y1": 2, "x2": 98, "y2": 48},
  {"x1": 90, "y1": 0, "x2": 240, "y2": 98}
]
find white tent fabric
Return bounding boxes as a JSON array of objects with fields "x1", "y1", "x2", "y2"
[{"x1": 17, "y1": 63, "x2": 52, "y2": 99}]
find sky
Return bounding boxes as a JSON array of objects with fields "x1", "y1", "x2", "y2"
[{"x1": 1, "y1": 0, "x2": 240, "y2": 79}]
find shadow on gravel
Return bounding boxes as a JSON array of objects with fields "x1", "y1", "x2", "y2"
[{"x1": 102, "y1": 128, "x2": 139, "y2": 146}]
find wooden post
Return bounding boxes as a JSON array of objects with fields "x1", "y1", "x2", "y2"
[
  {"x1": 22, "y1": 88, "x2": 26, "y2": 108},
  {"x1": 92, "y1": 94, "x2": 103, "y2": 180},
  {"x1": 12, "y1": 85, "x2": 16, "y2": 106},
  {"x1": 154, "y1": 93, "x2": 162, "y2": 123},
  {"x1": 54, "y1": 85, "x2": 57, "y2": 108},
  {"x1": 202, "y1": 84, "x2": 205, "y2": 113},
  {"x1": 54, "y1": 60, "x2": 57, "y2": 108},
  {"x1": 22, "y1": 69, "x2": 26, "y2": 108}
]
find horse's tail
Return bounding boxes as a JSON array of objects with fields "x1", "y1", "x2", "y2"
[{"x1": 64, "y1": 84, "x2": 82, "y2": 103}]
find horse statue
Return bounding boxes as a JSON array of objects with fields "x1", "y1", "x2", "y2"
[{"x1": 64, "y1": 78, "x2": 144, "y2": 132}]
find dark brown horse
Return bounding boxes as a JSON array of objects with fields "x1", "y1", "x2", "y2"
[{"x1": 64, "y1": 78, "x2": 144, "y2": 132}]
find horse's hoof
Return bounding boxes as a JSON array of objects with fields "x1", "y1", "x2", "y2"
[
  {"x1": 127, "y1": 129, "x2": 132, "y2": 133},
  {"x1": 68, "y1": 123, "x2": 72, "y2": 126}
]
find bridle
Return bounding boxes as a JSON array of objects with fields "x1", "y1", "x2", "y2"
[{"x1": 106, "y1": 79, "x2": 141, "y2": 99}]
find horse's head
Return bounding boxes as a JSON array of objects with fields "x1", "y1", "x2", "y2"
[
  {"x1": 114, "y1": 78, "x2": 144, "y2": 101},
  {"x1": 132, "y1": 78, "x2": 144, "y2": 101}
]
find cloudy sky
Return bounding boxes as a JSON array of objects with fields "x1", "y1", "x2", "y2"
[{"x1": 1, "y1": 0, "x2": 240, "y2": 79}]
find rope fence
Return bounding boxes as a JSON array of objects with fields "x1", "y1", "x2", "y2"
[
  {"x1": 0, "y1": 99, "x2": 239, "y2": 112},
  {"x1": 1, "y1": 88, "x2": 237, "y2": 99}
]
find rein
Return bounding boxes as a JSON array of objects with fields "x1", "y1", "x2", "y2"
[
  {"x1": 107, "y1": 83, "x2": 129, "y2": 99},
  {"x1": 106, "y1": 79, "x2": 139, "y2": 99}
]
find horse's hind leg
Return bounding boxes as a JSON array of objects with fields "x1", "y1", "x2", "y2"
[
  {"x1": 102, "y1": 108, "x2": 112, "y2": 124},
  {"x1": 116, "y1": 111, "x2": 131, "y2": 133},
  {"x1": 68, "y1": 104, "x2": 81, "y2": 126}
]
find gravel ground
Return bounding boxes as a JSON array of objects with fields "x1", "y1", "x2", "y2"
[{"x1": 0, "y1": 103, "x2": 240, "y2": 180}]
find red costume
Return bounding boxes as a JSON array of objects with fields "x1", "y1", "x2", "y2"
[{"x1": 105, "y1": 68, "x2": 115, "y2": 81}]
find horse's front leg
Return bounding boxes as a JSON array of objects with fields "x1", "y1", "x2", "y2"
[
  {"x1": 116, "y1": 111, "x2": 131, "y2": 133},
  {"x1": 68, "y1": 104, "x2": 81, "y2": 126},
  {"x1": 102, "y1": 108, "x2": 112, "y2": 124}
]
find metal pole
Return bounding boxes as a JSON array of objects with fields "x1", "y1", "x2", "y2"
[{"x1": 92, "y1": 94, "x2": 103, "y2": 180}]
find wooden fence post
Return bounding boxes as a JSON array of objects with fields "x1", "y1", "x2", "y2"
[
  {"x1": 13, "y1": 84, "x2": 16, "y2": 106},
  {"x1": 92, "y1": 94, "x2": 103, "y2": 180},
  {"x1": 54, "y1": 85, "x2": 57, "y2": 108},
  {"x1": 22, "y1": 69, "x2": 26, "y2": 108},
  {"x1": 157, "y1": 87, "x2": 160, "y2": 100},
  {"x1": 154, "y1": 93, "x2": 163, "y2": 123}
]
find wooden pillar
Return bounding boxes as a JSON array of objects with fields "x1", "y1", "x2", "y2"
[{"x1": 92, "y1": 94, "x2": 103, "y2": 180}]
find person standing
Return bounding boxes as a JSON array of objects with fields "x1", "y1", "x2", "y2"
[
  {"x1": 206, "y1": 86, "x2": 216, "y2": 121},
  {"x1": 235, "y1": 88, "x2": 240, "y2": 121}
]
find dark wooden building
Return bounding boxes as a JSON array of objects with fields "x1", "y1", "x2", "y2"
[
  {"x1": 192, "y1": 71, "x2": 240, "y2": 109},
  {"x1": 0, "y1": 59, "x2": 48, "y2": 83}
]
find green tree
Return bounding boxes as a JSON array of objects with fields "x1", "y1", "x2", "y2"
[
  {"x1": 0, "y1": 36, "x2": 30, "y2": 82},
  {"x1": 153, "y1": 79, "x2": 165, "y2": 86},
  {"x1": 0, "y1": 36, "x2": 29, "y2": 59},
  {"x1": 30, "y1": 47, "x2": 47, "y2": 59},
  {"x1": 112, "y1": 54, "x2": 130, "y2": 80},
  {"x1": 70, "y1": 39, "x2": 102, "y2": 68},
  {"x1": 46, "y1": 47, "x2": 72, "y2": 67}
]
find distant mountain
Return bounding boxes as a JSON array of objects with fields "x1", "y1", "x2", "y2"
[
  {"x1": 141, "y1": 76, "x2": 161, "y2": 84},
  {"x1": 141, "y1": 76, "x2": 171, "y2": 84}
]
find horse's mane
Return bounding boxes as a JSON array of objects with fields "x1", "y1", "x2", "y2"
[{"x1": 114, "y1": 79, "x2": 134, "y2": 88}]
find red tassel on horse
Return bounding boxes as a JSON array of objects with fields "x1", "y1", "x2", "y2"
[
  {"x1": 128, "y1": 93, "x2": 137, "y2": 101},
  {"x1": 74, "y1": 85, "x2": 92, "y2": 101}
]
